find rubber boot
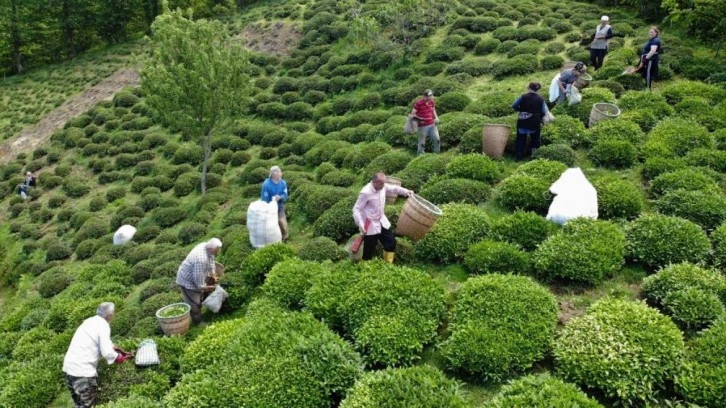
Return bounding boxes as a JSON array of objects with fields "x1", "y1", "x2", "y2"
[
  {"x1": 383, "y1": 251, "x2": 395, "y2": 264},
  {"x1": 530, "y1": 148, "x2": 538, "y2": 159}
]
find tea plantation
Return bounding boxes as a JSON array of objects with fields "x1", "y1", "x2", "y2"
[{"x1": 0, "y1": 0, "x2": 725, "y2": 407}]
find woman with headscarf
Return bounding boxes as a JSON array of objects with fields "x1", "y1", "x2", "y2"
[
  {"x1": 549, "y1": 62, "x2": 587, "y2": 106},
  {"x1": 635, "y1": 26, "x2": 662, "y2": 90},
  {"x1": 512, "y1": 82, "x2": 548, "y2": 160}
]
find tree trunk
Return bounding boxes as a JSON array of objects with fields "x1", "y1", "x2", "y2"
[
  {"x1": 200, "y1": 132, "x2": 212, "y2": 194},
  {"x1": 61, "y1": 0, "x2": 76, "y2": 58},
  {"x1": 10, "y1": 0, "x2": 22, "y2": 74}
]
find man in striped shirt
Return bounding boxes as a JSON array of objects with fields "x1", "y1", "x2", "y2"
[{"x1": 176, "y1": 238, "x2": 222, "y2": 324}]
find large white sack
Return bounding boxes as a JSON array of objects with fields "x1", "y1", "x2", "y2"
[
  {"x1": 113, "y1": 225, "x2": 137, "y2": 245},
  {"x1": 548, "y1": 73, "x2": 561, "y2": 103},
  {"x1": 546, "y1": 168, "x2": 598, "y2": 225},
  {"x1": 247, "y1": 200, "x2": 282, "y2": 248}
]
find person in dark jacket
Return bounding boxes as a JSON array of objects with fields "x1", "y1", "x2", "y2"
[
  {"x1": 589, "y1": 16, "x2": 613, "y2": 70},
  {"x1": 512, "y1": 82, "x2": 548, "y2": 161},
  {"x1": 635, "y1": 26, "x2": 662, "y2": 90}
]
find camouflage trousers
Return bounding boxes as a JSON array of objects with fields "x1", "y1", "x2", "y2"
[{"x1": 65, "y1": 375, "x2": 98, "y2": 408}]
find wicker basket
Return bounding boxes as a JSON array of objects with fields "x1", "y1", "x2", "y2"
[
  {"x1": 385, "y1": 176, "x2": 403, "y2": 205},
  {"x1": 156, "y1": 303, "x2": 191, "y2": 336},
  {"x1": 575, "y1": 73, "x2": 592, "y2": 89},
  {"x1": 395, "y1": 194, "x2": 443, "y2": 241},
  {"x1": 482, "y1": 124, "x2": 511, "y2": 159},
  {"x1": 588, "y1": 103, "x2": 620, "y2": 128}
]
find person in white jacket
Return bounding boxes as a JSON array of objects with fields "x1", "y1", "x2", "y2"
[{"x1": 62, "y1": 302, "x2": 133, "y2": 408}]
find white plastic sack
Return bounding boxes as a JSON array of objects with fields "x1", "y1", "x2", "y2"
[
  {"x1": 134, "y1": 339, "x2": 160, "y2": 366},
  {"x1": 568, "y1": 85, "x2": 582, "y2": 105},
  {"x1": 546, "y1": 168, "x2": 598, "y2": 225},
  {"x1": 202, "y1": 285, "x2": 228, "y2": 313},
  {"x1": 247, "y1": 200, "x2": 282, "y2": 248},
  {"x1": 113, "y1": 225, "x2": 137, "y2": 245},
  {"x1": 548, "y1": 73, "x2": 561, "y2": 103}
]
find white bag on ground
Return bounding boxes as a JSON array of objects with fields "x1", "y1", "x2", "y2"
[
  {"x1": 546, "y1": 168, "x2": 598, "y2": 225},
  {"x1": 548, "y1": 73, "x2": 561, "y2": 103},
  {"x1": 202, "y1": 285, "x2": 228, "y2": 313},
  {"x1": 135, "y1": 339, "x2": 160, "y2": 366},
  {"x1": 113, "y1": 225, "x2": 137, "y2": 245},
  {"x1": 247, "y1": 200, "x2": 282, "y2": 248},
  {"x1": 568, "y1": 85, "x2": 582, "y2": 105}
]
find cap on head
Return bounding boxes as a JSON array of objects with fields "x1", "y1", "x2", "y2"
[
  {"x1": 423, "y1": 89, "x2": 434, "y2": 97},
  {"x1": 205, "y1": 238, "x2": 223, "y2": 249},
  {"x1": 269, "y1": 166, "x2": 281, "y2": 177},
  {"x1": 528, "y1": 82, "x2": 541, "y2": 92},
  {"x1": 97, "y1": 302, "x2": 115, "y2": 319},
  {"x1": 601, "y1": 15, "x2": 609, "y2": 21}
]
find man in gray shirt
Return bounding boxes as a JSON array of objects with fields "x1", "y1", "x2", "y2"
[{"x1": 590, "y1": 16, "x2": 613, "y2": 70}]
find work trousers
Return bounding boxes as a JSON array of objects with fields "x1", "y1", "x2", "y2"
[
  {"x1": 278, "y1": 206, "x2": 289, "y2": 241},
  {"x1": 641, "y1": 58, "x2": 659, "y2": 90},
  {"x1": 590, "y1": 48, "x2": 607, "y2": 70},
  {"x1": 362, "y1": 227, "x2": 396, "y2": 260},
  {"x1": 417, "y1": 125, "x2": 440, "y2": 156},
  {"x1": 179, "y1": 285, "x2": 203, "y2": 324},
  {"x1": 515, "y1": 129, "x2": 541, "y2": 161},
  {"x1": 66, "y1": 375, "x2": 98, "y2": 408}
]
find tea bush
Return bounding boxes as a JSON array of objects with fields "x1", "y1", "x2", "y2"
[
  {"x1": 363, "y1": 151, "x2": 412, "y2": 176},
  {"x1": 655, "y1": 189, "x2": 726, "y2": 231},
  {"x1": 592, "y1": 177, "x2": 644, "y2": 220},
  {"x1": 541, "y1": 114, "x2": 586, "y2": 147},
  {"x1": 241, "y1": 243, "x2": 297, "y2": 288},
  {"x1": 298, "y1": 236, "x2": 346, "y2": 262},
  {"x1": 487, "y1": 373, "x2": 603, "y2": 408},
  {"x1": 339, "y1": 366, "x2": 467, "y2": 408},
  {"x1": 151, "y1": 206, "x2": 187, "y2": 228},
  {"x1": 625, "y1": 214, "x2": 711, "y2": 269},
  {"x1": 415, "y1": 204, "x2": 490, "y2": 264},
  {"x1": 641, "y1": 263, "x2": 726, "y2": 307},
  {"x1": 496, "y1": 161, "x2": 566, "y2": 213},
  {"x1": 291, "y1": 183, "x2": 354, "y2": 222},
  {"x1": 532, "y1": 144, "x2": 576, "y2": 166},
  {"x1": 489, "y1": 211, "x2": 555, "y2": 251},
  {"x1": 490, "y1": 55, "x2": 538, "y2": 78},
  {"x1": 643, "y1": 118, "x2": 713, "y2": 159},
  {"x1": 676, "y1": 319, "x2": 726, "y2": 407},
  {"x1": 445, "y1": 153, "x2": 500, "y2": 183},
  {"x1": 662, "y1": 288, "x2": 724, "y2": 331},
  {"x1": 419, "y1": 178, "x2": 491, "y2": 205},
  {"x1": 586, "y1": 119, "x2": 645, "y2": 146},
  {"x1": 650, "y1": 168, "x2": 718, "y2": 197},
  {"x1": 37, "y1": 267, "x2": 73, "y2": 298},
  {"x1": 589, "y1": 139, "x2": 637, "y2": 168},
  {"x1": 312, "y1": 196, "x2": 359, "y2": 243},
  {"x1": 465, "y1": 93, "x2": 512, "y2": 117},
  {"x1": 553, "y1": 298, "x2": 684, "y2": 404},
  {"x1": 436, "y1": 92, "x2": 472, "y2": 113},
  {"x1": 441, "y1": 274, "x2": 557, "y2": 381},
  {"x1": 714, "y1": 222, "x2": 726, "y2": 268},
  {"x1": 464, "y1": 240, "x2": 530, "y2": 275},
  {"x1": 62, "y1": 177, "x2": 91, "y2": 198}
]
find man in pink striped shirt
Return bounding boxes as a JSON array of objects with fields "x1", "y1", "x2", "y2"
[{"x1": 353, "y1": 172, "x2": 412, "y2": 263}]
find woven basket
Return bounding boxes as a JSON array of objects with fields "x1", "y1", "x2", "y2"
[
  {"x1": 575, "y1": 73, "x2": 592, "y2": 89},
  {"x1": 395, "y1": 194, "x2": 442, "y2": 241},
  {"x1": 156, "y1": 303, "x2": 191, "y2": 336},
  {"x1": 385, "y1": 176, "x2": 403, "y2": 205},
  {"x1": 482, "y1": 124, "x2": 511, "y2": 159},
  {"x1": 588, "y1": 103, "x2": 620, "y2": 128}
]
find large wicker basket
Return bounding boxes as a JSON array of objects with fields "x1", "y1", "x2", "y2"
[
  {"x1": 588, "y1": 103, "x2": 620, "y2": 128},
  {"x1": 385, "y1": 176, "x2": 403, "y2": 205},
  {"x1": 482, "y1": 124, "x2": 511, "y2": 159},
  {"x1": 156, "y1": 303, "x2": 191, "y2": 336},
  {"x1": 395, "y1": 194, "x2": 442, "y2": 241},
  {"x1": 575, "y1": 73, "x2": 593, "y2": 89}
]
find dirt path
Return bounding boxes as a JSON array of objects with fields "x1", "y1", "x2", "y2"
[{"x1": 0, "y1": 68, "x2": 140, "y2": 163}]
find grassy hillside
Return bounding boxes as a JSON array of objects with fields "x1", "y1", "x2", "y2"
[{"x1": 0, "y1": 0, "x2": 725, "y2": 407}]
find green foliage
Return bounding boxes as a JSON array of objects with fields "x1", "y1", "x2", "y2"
[
  {"x1": 553, "y1": 298, "x2": 684, "y2": 404},
  {"x1": 714, "y1": 222, "x2": 726, "y2": 268},
  {"x1": 676, "y1": 319, "x2": 726, "y2": 407},
  {"x1": 650, "y1": 168, "x2": 718, "y2": 197},
  {"x1": 292, "y1": 183, "x2": 354, "y2": 222},
  {"x1": 643, "y1": 118, "x2": 713, "y2": 159},
  {"x1": 45, "y1": 241, "x2": 72, "y2": 261},
  {"x1": 465, "y1": 92, "x2": 512, "y2": 117},
  {"x1": 589, "y1": 139, "x2": 637, "y2": 168},
  {"x1": 464, "y1": 240, "x2": 531, "y2": 275},
  {"x1": 445, "y1": 153, "x2": 500, "y2": 183},
  {"x1": 532, "y1": 144, "x2": 576, "y2": 166},
  {"x1": 487, "y1": 373, "x2": 603, "y2": 408},
  {"x1": 642, "y1": 263, "x2": 726, "y2": 308},
  {"x1": 151, "y1": 206, "x2": 187, "y2": 228},
  {"x1": 592, "y1": 177, "x2": 644, "y2": 220},
  {"x1": 490, "y1": 55, "x2": 538, "y2": 78},
  {"x1": 36, "y1": 267, "x2": 73, "y2": 298},
  {"x1": 262, "y1": 259, "x2": 324, "y2": 310},
  {"x1": 312, "y1": 196, "x2": 359, "y2": 243},
  {"x1": 0, "y1": 355, "x2": 63, "y2": 407},
  {"x1": 541, "y1": 114, "x2": 586, "y2": 148},
  {"x1": 655, "y1": 189, "x2": 726, "y2": 231},
  {"x1": 298, "y1": 236, "x2": 346, "y2": 262},
  {"x1": 496, "y1": 160, "x2": 566, "y2": 214},
  {"x1": 340, "y1": 366, "x2": 467, "y2": 408},
  {"x1": 419, "y1": 178, "x2": 491, "y2": 205},
  {"x1": 663, "y1": 288, "x2": 724, "y2": 331},
  {"x1": 241, "y1": 243, "x2": 297, "y2": 288},
  {"x1": 587, "y1": 119, "x2": 645, "y2": 146},
  {"x1": 442, "y1": 274, "x2": 557, "y2": 381},
  {"x1": 415, "y1": 204, "x2": 489, "y2": 264},
  {"x1": 490, "y1": 211, "x2": 555, "y2": 251},
  {"x1": 436, "y1": 92, "x2": 472, "y2": 113},
  {"x1": 625, "y1": 214, "x2": 711, "y2": 269}
]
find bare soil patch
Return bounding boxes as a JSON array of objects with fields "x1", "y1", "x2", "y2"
[
  {"x1": 558, "y1": 300, "x2": 585, "y2": 325},
  {"x1": 240, "y1": 21, "x2": 302, "y2": 57},
  {"x1": 0, "y1": 68, "x2": 140, "y2": 163}
]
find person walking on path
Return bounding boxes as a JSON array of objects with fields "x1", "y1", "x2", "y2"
[
  {"x1": 261, "y1": 166, "x2": 289, "y2": 241},
  {"x1": 549, "y1": 62, "x2": 587, "y2": 106},
  {"x1": 410, "y1": 89, "x2": 440, "y2": 156},
  {"x1": 176, "y1": 238, "x2": 222, "y2": 325},
  {"x1": 636, "y1": 26, "x2": 662, "y2": 90},
  {"x1": 62, "y1": 302, "x2": 133, "y2": 408},
  {"x1": 590, "y1": 16, "x2": 613, "y2": 70},
  {"x1": 512, "y1": 82, "x2": 548, "y2": 161},
  {"x1": 353, "y1": 172, "x2": 412, "y2": 263}
]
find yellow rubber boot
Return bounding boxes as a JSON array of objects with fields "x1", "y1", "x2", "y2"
[{"x1": 383, "y1": 251, "x2": 395, "y2": 264}]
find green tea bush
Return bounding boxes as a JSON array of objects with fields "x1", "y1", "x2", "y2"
[
  {"x1": 661, "y1": 80, "x2": 726, "y2": 105},
  {"x1": 641, "y1": 157, "x2": 687, "y2": 180},
  {"x1": 662, "y1": 288, "x2": 724, "y2": 331},
  {"x1": 642, "y1": 263, "x2": 726, "y2": 307},
  {"x1": 534, "y1": 218, "x2": 625, "y2": 285},
  {"x1": 541, "y1": 114, "x2": 586, "y2": 147},
  {"x1": 62, "y1": 177, "x2": 91, "y2": 198},
  {"x1": 532, "y1": 144, "x2": 576, "y2": 166},
  {"x1": 592, "y1": 177, "x2": 644, "y2": 220},
  {"x1": 312, "y1": 196, "x2": 359, "y2": 243},
  {"x1": 339, "y1": 366, "x2": 467, "y2": 408},
  {"x1": 45, "y1": 242, "x2": 72, "y2": 261},
  {"x1": 589, "y1": 139, "x2": 637, "y2": 168},
  {"x1": 625, "y1": 214, "x2": 711, "y2": 269},
  {"x1": 0, "y1": 355, "x2": 64, "y2": 407},
  {"x1": 299, "y1": 236, "x2": 346, "y2": 262},
  {"x1": 419, "y1": 178, "x2": 491, "y2": 205},
  {"x1": 490, "y1": 211, "x2": 555, "y2": 251},
  {"x1": 414, "y1": 204, "x2": 489, "y2": 264},
  {"x1": 714, "y1": 222, "x2": 726, "y2": 268},
  {"x1": 442, "y1": 274, "x2": 557, "y2": 381},
  {"x1": 436, "y1": 92, "x2": 472, "y2": 114},
  {"x1": 495, "y1": 175, "x2": 552, "y2": 214},
  {"x1": 465, "y1": 92, "x2": 512, "y2": 117},
  {"x1": 241, "y1": 243, "x2": 297, "y2": 288},
  {"x1": 676, "y1": 319, "x2": 726, "y2": 407},
  {"x1": 437, "y1": 112, "x2": 487, "y2": 149},
  {"x1": 262, "y1": 259, "x2": 323, "y2": 310},
  {"x1": 364, "y1": 151, "x2": 411, "y2": 176},
  {"x1": 643, "y1": 118, "x2": 713, "y2": 159},
  {"x1": 540, "y1": 55, "x2": 565, "y2": 70},
  {"x1": 464, "y1": 240, "x2": 531, "y2": 275},
  {"x1": 291, "y1": 183, "x2": 354, "y2": 222},
  {"x1": 445, "y1": 153, "x2": 500, "y2": 183},
  {"x1": 177, "y1": 222, "x2": 207, "y2": 245},
  {"x1": 655, "y1": 189, "x2": 726, "y2": 231},
  {"x1": 586, "y1": 119, "x2": 645, "y2": 146},
  {"x1": 553, "y1": 298, "x2": 684, "y2": 404},
  {"x1": 491, "y1": 55, "x2": 538, "y2": 78},
  {"x1": 650, "y1": 168, "x2": 718, "y2": 197},
  {"x1": 36, "y1": 267, "x2": 73, "y2": 298},
  {"x1": 487, "y1": 373, "x2": 603, "y2": 408},
  {"x1": 151, "y1": 206, "x2": 187, "y2": 228},
  {"x1": 475, "y1": 38, "x2": 502, "y2": 55}
]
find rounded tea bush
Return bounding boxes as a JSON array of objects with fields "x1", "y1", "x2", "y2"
[
  {"x1": 495, "y1": 174, "x2": 553, "y2": 214},
  {"x1": 592, "y1": 177, "x2": 644, "y2": 220},
  {"x1": 487, "y1": 373, "x2": 604, "y2": 408},
  {"x1": 445, "y1": 153, "x2": 500, "y2": 183},
  {"x1": 490, "y1": 211, "x2": 555, "y2": 251},
  {"x1": 414, "y1": 204, "x2": 489, "y2": 264},
  {"x1": 441, "y1": 274, "x2": 557, "y2": 381},
  {"x1": 650, "y1": 168, "x2": 718, "y2": 197},
  {"x1": 463, "y1": 240, "x2": 531, "y2": 275},
  {"x1": 655, "y1": 189, "x2": 726, "y2": 231},
  {"x1": 541, "y1": 114, "x2": 587, "y2": 148},
  {"x1": 641, "y1": 263, "x2": 726, "y2": 308},
  {"x1": 643, "y1": 118, "x2": 713, "y2": 159},
  {"x1": 532, "y1": 144, "x2": 576, "y2": 166},
  {"x1": 676, "y1": 319, "x2": 726, "y2": 407},
  {"x1": 625, "y1": 214, "x2": 711, "y2": 269},
  {"x1": 262, "y1": 259, "x2": 324, "y2": 310},
  {"x1": 587, "y1": 119, "x2": 645, "y2": 146},
  {"x1": 340, "y1": 366, "x2": 467, "y2": 408},
  {"x1": 662, "y1": 288, "x2": 724, "y2": 331},
  {"x1": 714, "y1": 222, "x2": 726, "y2": 268},
  {"x1": 553, "y1": 298, "x2": 684, "y2": 404},
  {"x1": 534, "y1": 218, "x2": 625, "y2": 285},
  {"x1": 436, "y1": 92, "x2": 472, "y2": 113},
  {"x1": 419, "y1": 178, "x2": 491, "y2": 206},
  {"x1": 298, "y1": 236, "x2": 346, "y2": 262}
]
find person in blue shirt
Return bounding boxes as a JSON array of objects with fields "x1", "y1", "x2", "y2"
[
  {"x1": 512, "y1": 82, "x2": 549, "y2": 161},
  {"x1": 636, "y1": 26, "x2": 662, "y2": 90},
  {"x1": 261, "y1": 166, "x2": 289, "y2": 241}
]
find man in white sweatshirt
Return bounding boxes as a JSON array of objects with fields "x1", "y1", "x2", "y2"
[{"x1": 62, "y1": 302, "x2": 133, "y2": 408}]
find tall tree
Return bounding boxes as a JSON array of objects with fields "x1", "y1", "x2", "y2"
[
  {"x1": 142, "y1": 8, "x2": 250, "y2": 194},
  {"x1": 663, "y1": 0, "x2": 726, "y2": 56}
]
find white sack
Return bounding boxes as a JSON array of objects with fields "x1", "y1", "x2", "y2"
[
  {"x1": 548, "y1": 73, "x2": 561, "y2": 103},
  {"x1": 113, "y1": 225, "x2": 137, "y2": 245},
  {"x1": 247, "y1": 200, "x2": 282, "y2": 248},
  {"x1": 568, "y1": 85, "x2": 582, "y2": 105},
  {"x1": 546, "y1": 168, "x2": 598, "y2": 225},
  {"x1": 202, "y1": 285, "x2": 228, "y2": 313},
  {"x1": 135, "y1": 339, "x2": 160, "y2": 366}
]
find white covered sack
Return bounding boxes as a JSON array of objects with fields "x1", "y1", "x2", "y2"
[
  {"x1": 568, "y1": 85, "x2": 582, "y2": 105},
  {"x1": 546, "y1": 168, "x2": 598, "y2": 225},
  {"x1": 548, "y1": 73, "x2": 561, "y2": 103},
  {"x1": 247, "y1": 200, "x2": 282, "y2": 248},
  {"x1": 113, "y1": 225, "x2": 137, "y2": 245},
  {"x1": 135, "y1": 339, "x2": 160, "y2": 366},
  {"x1": 202, "y1": 285, "x2": 228, "y2": 313}
]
